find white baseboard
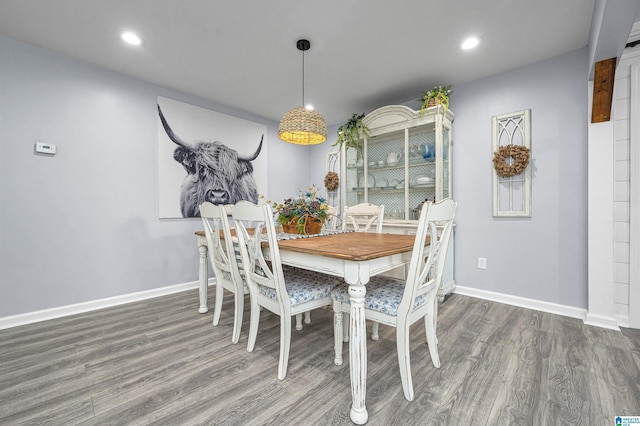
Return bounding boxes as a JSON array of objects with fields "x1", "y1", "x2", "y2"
[
  {"x1": 0, "y1": 280, "x2": 213, "y2": 330},
  {"x1": 453, "y1": 285, "x2": 592, "y2": 324},
  {"x1": 614, "y1": 313, "x2": 630, "y2": 329},
  {"x1": 584, "y1": 312, "x2": 622, "y2": 330},
  {"x1": 2, "y1": 281, "x2": 621, "y2": 331}
]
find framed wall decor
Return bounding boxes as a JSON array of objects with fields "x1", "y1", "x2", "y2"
[
  {"x1": 157, "y1": 96, "x2": 268, "y2": 218},
  {"x1": 325, "y1": 151, "x2": 340, "y2": 208},
  {"x1": 492, "y1": 109, "x2": 532, "y2": 217}
]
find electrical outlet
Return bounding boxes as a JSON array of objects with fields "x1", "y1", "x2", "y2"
[{"x1": 477, "y1": 257, "x2": 487, "y2": 270}]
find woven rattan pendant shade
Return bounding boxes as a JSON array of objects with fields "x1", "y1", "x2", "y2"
[
  {"x1": 278, "y1": 39, "x2": 327, "y2": 145},
  {"x1": 278, "y1": 107, "x2": 327, "y2": 145}
]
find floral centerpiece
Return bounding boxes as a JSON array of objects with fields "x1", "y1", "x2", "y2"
[
  {"x1": 419, "y1": 85, "x2": 452, "y2": 112},
  {"x1": 267, "y1": 184, "x2": 330, "y2": 234}
]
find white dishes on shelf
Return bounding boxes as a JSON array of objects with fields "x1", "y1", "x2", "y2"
[
  {"x1": 411, "y1": 174, "x2": 426, "y2": 185},
  {"x1": 386, "y1": 152, "x2": 401, "y2": 164},
  {"x1": 376, "y1": 178, "x2": 389, "y2": 188},
  {"x1": 416, "y1": 176, "x2": 434, "y2": 184},
  {"x1": 358, "y1": 174, "x2": 375, "y2": 188},
  {"x1": 410, "y1": 174, "x2": 434, "y2": 187}
]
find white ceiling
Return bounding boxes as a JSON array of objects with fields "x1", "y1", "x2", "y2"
[{"x1": 0, "y1": 0, "x2": 595, "y2": 127}]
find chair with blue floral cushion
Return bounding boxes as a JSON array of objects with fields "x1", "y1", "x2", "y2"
[
  {"x1": 341, "y1": 202, "x2": 385, "y2": 340},
  {"x1": 232, "y1": 201, "x2": 339, "y2": 380},
  {"x1": 341, "y1": 202, "x2": 385, "y2": 233},
  {"x1": 331, "y1": 198, "x2": 456, "y2": 401},
  {"x1": 200, "y1": 202, "x2": 248, "y2": 344}
]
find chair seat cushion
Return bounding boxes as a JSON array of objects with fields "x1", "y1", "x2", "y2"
[
  {"x1": 330, "y1": 276, "x2": 425, "y2": 316},
  {"x1": 220, "y1": 271, "x2": 249, "y2": 293},
  {"x1": 259, "y1": 269, "x2": 338, "y2": 307}
]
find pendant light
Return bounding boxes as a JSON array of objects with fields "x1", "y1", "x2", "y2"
[{"x1": 278, "y1": 39, "x2": 327, "y2": 145}]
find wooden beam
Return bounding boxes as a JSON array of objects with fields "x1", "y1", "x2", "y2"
[{"x1": 592, "y1": 57, "x2": 617, "y2": 123}]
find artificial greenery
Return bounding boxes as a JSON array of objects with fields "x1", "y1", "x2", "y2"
[
  {"x1": 419, "y1": 85, "x2": 452, "y2": 113},
  {"x1": 333, "y1": 113, "x2": 370, "y2": 152},
  {"x1": 267, "y1": 185, "x2": 330, "y2": 234}
]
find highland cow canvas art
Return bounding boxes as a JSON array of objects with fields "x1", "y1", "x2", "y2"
[{"x1": 157, "y1": 97, "x2": 268, "y2": 218}]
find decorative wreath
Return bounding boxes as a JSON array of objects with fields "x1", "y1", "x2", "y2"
[
  {"x1": 492, "y1": 144, "x2": 530, "y2": 177},
  {"x1": 324, "y1": 171, "x2": 340, "y2": 191}
]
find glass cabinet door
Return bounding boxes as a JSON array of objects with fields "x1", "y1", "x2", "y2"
[
  {"x1": 407, "y1": 127, "x2": 437, "y2": 219},
  {"x1": 344, "y1": 147, "x2": 361, "y2": 208},
  {"x1": 440, "y1": 127, "x2": 451, "y2": 199},
  {"x1": 341, "y1": 105, "x2": 453, "y2": 224},
  {"x1": 363, "y1": 130, "x2": 405, "y2": 220}
]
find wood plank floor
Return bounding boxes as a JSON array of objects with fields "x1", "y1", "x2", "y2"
[{"x1": 1, "y1": 290, "x2": 639, "y2": 425}]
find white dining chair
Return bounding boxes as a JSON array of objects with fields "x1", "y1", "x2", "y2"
[
  {"x1": 342, "y1": 202, "x2": 385, "y2": 233},
  {"x1": 200, "y1": 202, "x2": 248, "y2": 344},
  {"x1": 341, "y1": 202, "x2": 385, "y2": 340},
  {"x1": 324, "y1": 205, "x2": 341, "y2": 231},
  {"x1": 232, "y1": 201, "x2": 339, "y2": 380},
  {"x1": 331, "y1": 198, "x2": 457, "y2": 401},
  {"x1": 201, "y1": 202, "x2": 308, "y2": 341}
]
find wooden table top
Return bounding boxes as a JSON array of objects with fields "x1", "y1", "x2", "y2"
[
  {"x1": 196, "y1": 228, "x2": 258, "y2": 238},
  {"x1": 276, "y1": 232, "x2": 418, "y2": 262},
  {"x1": 198, "y1": 230, "x2": 426, "y2": 262}
]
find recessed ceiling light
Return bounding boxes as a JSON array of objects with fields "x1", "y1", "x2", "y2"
[
  {"x1": 305, "y1": 104, "x2": 315, "y2": 111},
  {"x1": 461, "y1": 37, "x2": 479, "y2": 50},
  {"x1": 121, "y1": 32, "x2": 141, "y2": 46}
]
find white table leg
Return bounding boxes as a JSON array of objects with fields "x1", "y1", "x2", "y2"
[
  {"x1": 334, "y1": 310, "x2": 344, "y2": 366},
  {"x1": 348, "y1": 282, "x2": 368, "y2": 424},
  {"x1": 198, "y1": 244, "x2": 209, "y2": 314}
]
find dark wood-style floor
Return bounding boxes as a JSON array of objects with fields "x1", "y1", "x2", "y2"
[{"x1": 1, "y1": 289, "x2": 639, "y2": 425}]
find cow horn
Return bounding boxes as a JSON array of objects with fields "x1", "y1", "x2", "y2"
[
  {"x1": 239, "y1": 135, "x2": 264, "y2": 162},
  {"x1": 158, "y1": 104, "x2": 190, "y2": 148}
]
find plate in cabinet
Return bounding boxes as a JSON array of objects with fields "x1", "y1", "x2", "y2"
[{"x1": 358, "y1": 174, "x2": 375, "y2": 188}]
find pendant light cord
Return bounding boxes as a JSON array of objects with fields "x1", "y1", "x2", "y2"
[{"x1": 301, "y1": 49, "x2": 305, "y2": 106}]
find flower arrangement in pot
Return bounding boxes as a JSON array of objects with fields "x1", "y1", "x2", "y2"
[
  {"x1": 332, "y1": 113, "x2": 370, "y2": 152},
  {"x1": 418, "y1": 85, "x2": 452, "y2": 113},
  {"x1": 268, "y1": 184, "x2": 330, "y2": 234}
]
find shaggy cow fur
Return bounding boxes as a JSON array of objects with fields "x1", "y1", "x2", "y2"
[{"x1": 158, "y1": 105, "x2": 263, "y2": 217}]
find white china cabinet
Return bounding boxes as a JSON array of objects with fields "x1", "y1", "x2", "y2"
[{"x1": 339, "y1": 104, "x2": 456, "y2": 299}]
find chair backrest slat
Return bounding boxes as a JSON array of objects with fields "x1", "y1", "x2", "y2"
[
  {"x1": 232, "y1": 201, "x2": 287, "y2": 297},
  {"x1": 325, "y1": 205, "x2": 341, "y2": 231},
  {"x1": 200, "y1": 202, "x2": 243, "y2": 287},
  {"x1": 342, "y1": 203, "x2": 385, "y2": 233},
  {"x1": 400, "y1": 199, "x2": 456, "y2": 311}
]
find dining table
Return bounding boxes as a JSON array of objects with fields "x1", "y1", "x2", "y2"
[{"x1": 196, "y1": 229, "x2": 416, "y2": 424}]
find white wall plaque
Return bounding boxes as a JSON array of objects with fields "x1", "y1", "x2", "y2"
[{"x1": 492, "y1": 109, "x2": 532, "y2": 217}]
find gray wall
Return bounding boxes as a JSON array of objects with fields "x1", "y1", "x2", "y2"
[
  {"x1": 0, "y1": 33, "x2": 590, "y2": 318},
  {"x1": 0, "y1": 35, "x2": 311, "y2": 317},
  {"x1": 450, "y1": 48, "x2": 588, "y2": 308},
  {"x1": 313, "y1": 48, "x2": 589, "y2": 309}
]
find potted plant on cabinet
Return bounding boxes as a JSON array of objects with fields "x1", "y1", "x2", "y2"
[
  {"x1": 418, "y1": 85, "x2": 452, "y2": 113},
  {"x1": 332, "y1": 113, "x2": 370, "y2": 152}
]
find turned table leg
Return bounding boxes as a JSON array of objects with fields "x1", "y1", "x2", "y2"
[
  {"x1": 198, "y1": 243, "x2": 209, "y2": 314},
  {"x1": 334, "y1": 310, "x2": 344, "y2": 366},
  {"x1": 348, "y1": 281, "x2": 368, "y2": 424}
]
